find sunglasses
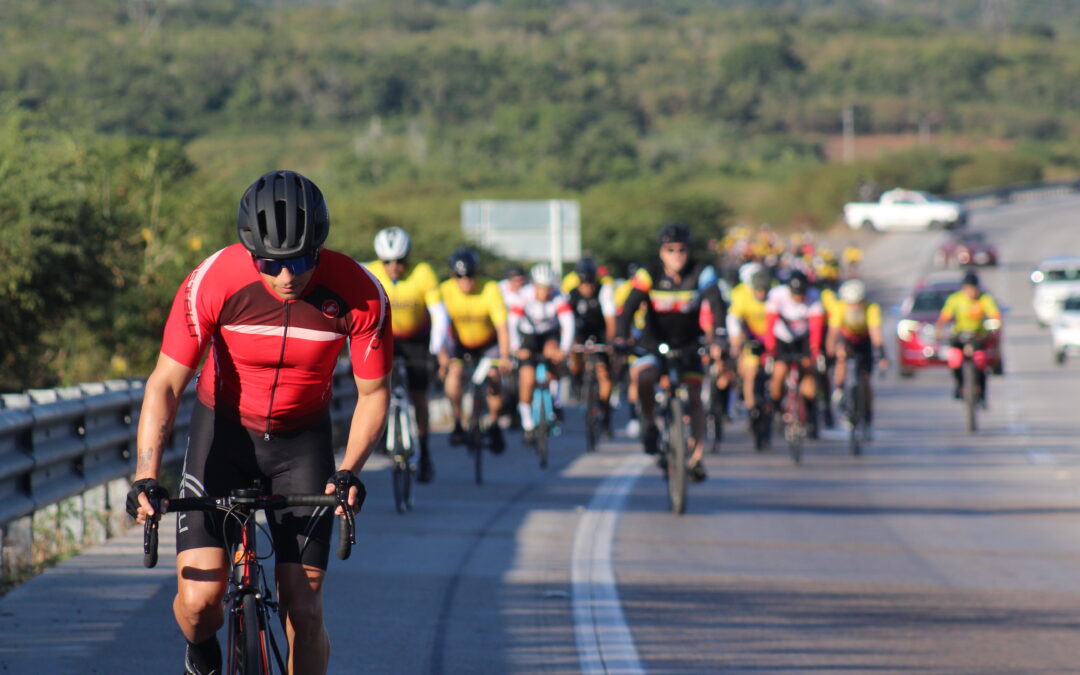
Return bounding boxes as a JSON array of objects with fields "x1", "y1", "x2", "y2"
[
  {"x1": 381, "y1": 258, "x2": 407, "y2": 267},
  {"x1": 661, "y1": 246, "x2": 688, "y2": 254},
  {"x1": 254, "y1": 252, "x2": 319, "y2": 276}
]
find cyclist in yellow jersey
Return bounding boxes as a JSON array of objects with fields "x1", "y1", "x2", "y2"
[
  {"x1": 427, "y1": 247, "x2": 510, "y2": 451},
  {"x1": 367, "y1": 227, "x2": 439, "y2": 482},
  {"x1": 727, "y1": 266, "x2": 770, "y2": 421},
  {"x1": 827, "y1": 279, "x2": 889, "y2": 431},
  {"x1": 936, "y1": 270, "x2": 1001, "y2": 402}
]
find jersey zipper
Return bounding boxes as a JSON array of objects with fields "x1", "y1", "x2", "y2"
[{"x1": 264, "y1": 301, "x2": 290, "y2": 441}]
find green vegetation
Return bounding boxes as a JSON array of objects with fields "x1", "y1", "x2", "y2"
[{"x1": 3, "y1": 0, "x2": 1080, "y2": 389}]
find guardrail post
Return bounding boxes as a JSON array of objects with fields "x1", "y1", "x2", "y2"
[{"x1": 1, "y1": 516, "x2": 32, "y2": 580}]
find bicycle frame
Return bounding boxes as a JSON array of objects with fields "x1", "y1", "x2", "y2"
[
  {"x1": 142, "y1": 482, "x2": 358, "y2": 675},
  {"x1": 780, "y1": 357, "x2": 808, "y2": 465},
  {"x1": 460, "y1": 354, "x2": 495, "y2": 485},
  {"x1": 572, "y1": 341, "x2": 611, "y2": 452},
  {"x1": 652, "y1": 343, "x2": 697, "y2": 515},
  {"x1": 387, "y1": 358, "x2": 419, "y2": 512}
]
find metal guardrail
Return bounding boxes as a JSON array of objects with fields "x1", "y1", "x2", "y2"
[
  {"x1": 945, "y1": 177, "x2": 1080, "y2": 209},
  {"x1": 0, "y1": 361, "x2": 357, "y2": 528}
]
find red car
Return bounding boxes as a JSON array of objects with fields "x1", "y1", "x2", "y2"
[
  {"x1": 897, "y1": 278, "x2": 1003, "y2": 377},
  {"x1": 933, "y1": 231, "x2": 998, "y2": 268}
]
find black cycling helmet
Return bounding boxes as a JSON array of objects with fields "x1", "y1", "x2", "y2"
[
  {"x1": 503, "y1": 263, "x2": 526, "y2": 280},
  {"x1": 962, "y1": 270, "x2": 980, "y2": 287},
  {"x1": 448, "y1": 247, "x2": 480, "y2": 277},
  {"x1": 657, "y1": 222, "x2": 692, "y2": 246},
  {"x1": 237, "y1": 170, "x2": 329, "y2": 259},
  {"x1": 787, "y1": 270, "x2": 809, "y2": 294},
  {"x1": 576, "y1": 256, "x2": 599, "y2": 283}
]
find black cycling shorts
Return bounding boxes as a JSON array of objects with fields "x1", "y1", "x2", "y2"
[
  {"x1": 518, "y1": 329, "x2": 560, "y2": 359},
  {"x1": 176, "y1": 402, "x2": 337, "y2": 569},
  {"x1": 396, "y1": 335, "x2": 431, "y2": 391},
  {"x1": 775, "y1": 336, "x2": 811, "y2": 362},
  {"x1": 839, "y1": 337, "x2": 875, "y2": 373}
]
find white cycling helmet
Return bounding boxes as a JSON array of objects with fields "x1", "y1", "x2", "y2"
[
  {"x1": 739, "y1": 261, "x2": 764, "y2": 285},
  {"x1": 839, "y1": 278, "x2": 867, "y2": 303},
  {"x1": 373, "y1": 227, "x2": 411, "y2": 261},
  {"x1": 530, "y1": 263, "x2": 556, "y2": 287}
]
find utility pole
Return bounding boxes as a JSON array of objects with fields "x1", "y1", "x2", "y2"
[{"x1": 842, "y1": 104, "x2": 855, "y2": 164}]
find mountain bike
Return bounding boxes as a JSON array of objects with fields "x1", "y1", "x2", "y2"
[
  {"x1": 572, "y1": 340, "x2": 611, "y2": 453},
  {"x1": 141, "y1": 479, "x2": 359, "y2": 675},
  {"x1": 461, "y1": 353, "x2": 497, "y2": 485},
  {"x1": 386, "y1": 356, "x2": 419, "y2": 513}
]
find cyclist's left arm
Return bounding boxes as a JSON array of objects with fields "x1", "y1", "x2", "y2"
[
  {"x1": 982, "y1": 294, "x2": 1002, "y2": 321},
  {"x1": 556, "y1": 297, "x2": 575, "y2": 354}
]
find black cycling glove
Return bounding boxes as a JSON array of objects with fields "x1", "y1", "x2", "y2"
[{"x1": 126, "y1": 478, "x2": 170, "y2": 519}]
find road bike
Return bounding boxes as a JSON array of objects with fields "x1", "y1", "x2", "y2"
[
  {"x1": 572, "y1": 340, "x2": 612, "y2": 453},
  {"x1": 142, "y1": 479, "x2": 359, "y2": 675},
  {"x1": 703, "y1": 354, "x2": 726, "y2": 454},
  {"x1": 953, "y1": 330, "x2": 988, "y2": 434},
  {"x1": 746, "y1": 343, "x2": 772, "y2": 452},
  {"x1": 386, "y1": 356, "x2": 419, "y2": 513},
  {"x1": 778, "y1": 354, "x2": 810, "y2": 465},
  {"x1": 841, "y1": 354, "x2": 872, "y2": 456},
  {"x1": 651, "y1": 343, "x2": 700, "y2": 515},
  {"x1": 523, "y1": 355, "x2": 560, "y2": 469},
  {"x1": 460, "y1": 353, "x2": 497, "y2": 485}
]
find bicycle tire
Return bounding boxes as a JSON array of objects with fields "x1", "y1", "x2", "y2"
[
  {"x1": 963, "y1": 359, "x2": 977, "y2": 433},
  {"x1": 583, "y1": 370, "x2": 598, "y2": 452},
  {"x1": 786, "y1": 385, "x2": 804, "y2": 466},
  {"x1": 536, "y1": 391, "x2": 550, "y2": 469},
  {"x1": 470, "y1": 383, "x2": 485, "y2": 485},
  {"x1": 390, "y1": 409, "x2": 410, "y2": 513},
  {"x1": 848, "y1": 376, "x2": 862, "y2": 456},
  {"x1": 240, "y1": 592, "x2": 266, "y2": 675},
  {"x1": 392, "y1": 464, "x2": 410, "y2": 514},
  {"x1": 667, "y1": 395, "x2": 688, "y2": 515}
]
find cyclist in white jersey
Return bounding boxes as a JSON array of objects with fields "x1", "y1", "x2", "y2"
[
  {"x1": 509, "y1": 264, "x2": 575, "y2": 441},
  {"x1": 764, "y1": 270, "x2": 825, "y2": 432}
]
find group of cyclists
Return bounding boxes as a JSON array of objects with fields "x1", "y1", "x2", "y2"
[
  {"x1": 359, "y1": 217, "x2": 910, "y2": 486},
  {"x1": 124, "y1": 169, "x2": 1003, "y2": 674}
]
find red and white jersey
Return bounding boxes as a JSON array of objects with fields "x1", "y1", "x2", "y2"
[
  {"x1": 508, "y1": 285, "x2": 575, "y2": 352},
  {"x1": 161, "y1": 243, "x2": 392, "y2": 436},
  {"x1": 765, "y1": 285, "x2": 823, "y2": 343}
]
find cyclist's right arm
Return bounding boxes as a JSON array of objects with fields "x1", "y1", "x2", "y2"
[{"x1": 133, "y1": 354, "x2": 196, "y2": 523}]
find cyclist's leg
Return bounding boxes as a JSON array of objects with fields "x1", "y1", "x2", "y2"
[
  {"x1": 947, "y1": 341, "x2": 964, "y2": 398},
  {"x1": 770, "y1": 356, "x2": 789, "y2": 406},
  {"x1": 634, "y1": 356, "x2": 660, "y2": 453},
  {"x1": 518, "y1": 355, "x2": 537, "y2": 432},
  {"x1": 739, "y1": 350, "x2": 759, "y2": 410},
  {"x1": 542, "y1": 337, "x2": 564, "y2": 411},
  {"x1": 261, "y1": 420, "x2": 336, "y2": 673},
  {"x1": 277, "y1": 564, "x2": 329, "y2": 674},
  {"x1": 833, "y1": 341, "x2": 849, "y2": 392},
  {"x1": 444, "y1": 359, "x2": 465, "y2": 426},
  {"x1": 174, "y1": 548, "x2": 229, "y2": 643}
]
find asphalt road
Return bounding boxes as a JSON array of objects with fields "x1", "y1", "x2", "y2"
[{"x1": 2, "y1": 195, "x2": 1080, "y2": 674}]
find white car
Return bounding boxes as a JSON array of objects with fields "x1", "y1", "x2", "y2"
[
  {"x1": 1052, "y1": 296, "x2": 1080, "y2": 364},
  {"x1": 1031, "y1": 257, "x2": 1080, "y2": 326},
  {"x1": 843, "y1": 188, "x2": 967, "y2": 232}
]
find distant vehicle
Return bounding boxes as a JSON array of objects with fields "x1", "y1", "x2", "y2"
[
  {"x1": 897, "y1": 278, "x2": 1003, "y2": 378},
  {"x1": 844, "y1": 189, "x2": 967, "y2": 232},
  {"x1": 933, "y1": 231, "x2": 998, "y2": 268},
  {"x1": 1031, "y1": 257, "x2": 1080, "y2": 326},
  {"x1": 1051, "y1": 296, "x2": 1080, "y2": 364}
]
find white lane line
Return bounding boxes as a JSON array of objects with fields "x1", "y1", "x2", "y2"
[
  {"x1": 572, "y1": 453, "x2": 650, "y2": 675},
  {"x1": 1027, "y1": 451, "x2": 1058, "y2": 466}
]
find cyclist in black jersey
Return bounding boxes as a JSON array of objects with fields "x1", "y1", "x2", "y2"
[
  {"x1": 567, "y1": 257, "x2": 617, "y2": 429},
  {"x1": 616, "y1": 223, "x2": 728, "y2": 482}
]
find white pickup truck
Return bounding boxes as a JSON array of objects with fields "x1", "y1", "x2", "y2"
[{"x1": 843, "y1": 189, "x2": 967, "y2": 232}]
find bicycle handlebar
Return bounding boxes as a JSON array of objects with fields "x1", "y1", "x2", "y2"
[{"x1": 141, "y1": 484, "x2": 365, "y2": 568}]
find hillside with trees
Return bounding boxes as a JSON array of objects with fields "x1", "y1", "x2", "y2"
[{"x1": 3, "y1": 0, "x2": 1079, "y2": 388}]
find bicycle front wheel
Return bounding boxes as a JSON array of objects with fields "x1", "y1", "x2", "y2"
[
  {"x1": 536, "y1": 392, "x2": 550, "y2": 469},
  {"x1": 240, "y1": 593, "x2": 267, "y2": 675},
  {"x1": 583, "y1": 372, "x2": 599, "y2": 453},
  {"x1": 470, "y1": 384, "x2": 486, "y2": 485},
  {"x1": 848, "y1": 379, "x2": 862, "y2": 457},
  {"x1": 667, "y1": 396, "x2": 689, "y2": 515},
  {"x1": 963, "y1": 359, "x2": 977, "y2": 433},
  {"x1": 786, "y1": 389, "x2": 804, "y2": 466}
]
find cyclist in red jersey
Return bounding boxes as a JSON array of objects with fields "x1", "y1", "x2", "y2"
[{"x1": 127, "y1": 171, "x2": 392, "y2": 675}]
